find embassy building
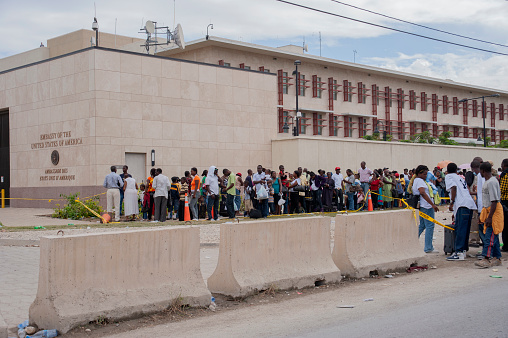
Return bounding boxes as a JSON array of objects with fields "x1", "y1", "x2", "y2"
[{"x1": 1, "y1": 29, "x2": 507, "y2": 207}]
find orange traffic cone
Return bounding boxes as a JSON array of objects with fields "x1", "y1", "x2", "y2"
[
  {"x1": 367, "y1": 190, "x2": 374, "y2": 211},
  {"x1": 184, "y1": 193, "x2": 191, "y2": 221}
]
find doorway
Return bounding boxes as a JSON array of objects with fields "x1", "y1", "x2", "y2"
[
  {"x1": 125, "y1": 153, "x2": 146, "y2": 186},
  {"x1": 0, "y1": 110, "x2": 9, "y2": 206}
]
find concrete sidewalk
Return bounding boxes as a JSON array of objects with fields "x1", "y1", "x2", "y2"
[{"x1": 0, "y1": 208, "x2": 90, "y2": 227}]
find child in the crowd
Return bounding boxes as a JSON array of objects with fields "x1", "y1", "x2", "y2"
[
  {"x1": 268, "y1": 180, "x2": 275, "y2": 215},
  {"x1": 244, "y1": 180, "x2": 253, "y2": 217},
  {"x1": 138, "y1": 184, "x2": 147, "y2": 220},
  {"x1": 179, "y1": 176, "x2": 189, "y2": 221}
]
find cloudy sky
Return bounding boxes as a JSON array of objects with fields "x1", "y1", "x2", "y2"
[{"x1": 2, "y1": 0, "x2": 508, "y2": 91}]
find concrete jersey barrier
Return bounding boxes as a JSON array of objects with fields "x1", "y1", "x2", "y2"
[
  {"x1": 207, "y1": 217, "x2": 341, "y2": 297},
  {"x1": 29, "y1": 227, "x2": 211, "y2": 334},
  {"x1": 332, "y1": 210, "x2": 426, "y2": 278}
]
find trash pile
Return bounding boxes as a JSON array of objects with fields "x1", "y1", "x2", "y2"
[{"x1": 14, "y1": 320, "x2": 58, "y2": 338}]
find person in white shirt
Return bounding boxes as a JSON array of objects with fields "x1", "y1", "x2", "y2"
[
  {"x1": 470, "y1": 159, "x2": 486, "y2": 253},
  {"x1": 412, "y1": 165, "x2": 440, "y2": 253},
  {"x1": 445, "y1": 163, "x2": 478, "y2": 261},
  {"x1": 205, "y1": 166, "x2": 220, "y2": 221},
  {"x1": 332, "y1": 167, "x2": 344, "y2": 211},
  {"x1": 253, "y1": 164, "x2": 269, "y2": 218},
  {"x1": 152, "y1": 168, "x2": 170, "y2": 222}
]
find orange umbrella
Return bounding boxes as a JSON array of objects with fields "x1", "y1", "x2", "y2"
[{"x1": 437, "y1": 160, "x2": 452, "y2": 169}]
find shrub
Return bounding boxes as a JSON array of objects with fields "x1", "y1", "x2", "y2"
[{"x1": 52, "y1": 193, "x2": 103, "y2": 219}]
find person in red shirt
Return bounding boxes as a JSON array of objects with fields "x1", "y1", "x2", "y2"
[{"x1": 369, "y1": 172, "x2": 382, "y2": 210}]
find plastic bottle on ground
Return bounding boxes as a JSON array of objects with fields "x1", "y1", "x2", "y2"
[
  {"x1": 26, "y1": 329, "x2": 58, "y2": 338},
  {"x1": 209, "y1": 297, "x2": 217, "y2": 312}
]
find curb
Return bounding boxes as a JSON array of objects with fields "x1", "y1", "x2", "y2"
[{"x1": 0, "y1": 239, "x2": 219, "y2": 248}]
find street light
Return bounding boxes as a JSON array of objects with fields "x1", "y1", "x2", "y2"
[
  {"x1": 292, "y1": 60, "x2": 302, "y2": 136},
  {"x1": 459, "y1": 93, "x2": 500, "y2": 147},
  {"x1": 92, "y1": 17, "x2": 99, "y2": 47},
  {"x1": 206, "y1": 24, "x2": 213, "y2": 40},
  {"x1": 373, "y1": 120, "x2": 387, "y2": 141}
]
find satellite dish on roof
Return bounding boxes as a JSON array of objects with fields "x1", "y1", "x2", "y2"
[
  {"x1": 174, "y1": 23, "x2": 185, "y2": 49},
  {"x1": 145, "y1": 20, "x2": 155, "y2": 34},
  {"x1": 303, "y1": 44, "x2": 308, "y2": 52}
]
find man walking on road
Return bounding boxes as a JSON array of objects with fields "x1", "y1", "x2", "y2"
[
  {"x1": 445, "y1": 163, "x2": 477, "y2": 261},
  {"x1": 103, "y1": 166, "x2": 123, "y2": 222}
]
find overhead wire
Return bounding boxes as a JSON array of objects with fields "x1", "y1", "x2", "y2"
[
  {"x1": 330, "y1": 0, "x2": 508, "y2": 49},
  {"x1": 275, "y1": 0, "x2": 508, "y2": 56}
]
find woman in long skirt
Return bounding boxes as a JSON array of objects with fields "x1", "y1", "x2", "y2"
[{"x1": 123, "y1": 176, "x2": 139, "y2": 220}]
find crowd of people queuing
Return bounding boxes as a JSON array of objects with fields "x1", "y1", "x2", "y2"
[{"x1": 104, "y1": 156, "x2": 506, "y2": 268}]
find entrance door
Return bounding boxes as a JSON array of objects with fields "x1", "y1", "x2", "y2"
[
  {"x1": 125, "y1": 153, "x2": 146, "y2": 186},
  {"x1": 0, "y1": 110, "x2": 9, "y2": 206}
]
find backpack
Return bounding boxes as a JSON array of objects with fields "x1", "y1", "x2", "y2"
[
  {"x1": 249, "y1": 208, "x2": 262, "y2": 219},
  {"x1": 396, "y1": 180, "x2": 404, "y2": 194}
]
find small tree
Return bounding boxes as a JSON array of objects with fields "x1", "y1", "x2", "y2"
[{"x1": 437, "y1": 131, "x2": 459, "y2": 145}]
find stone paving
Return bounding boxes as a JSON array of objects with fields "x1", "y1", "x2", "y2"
[{"x1": 0, "y1": 208, "x2": 90, "y2": 227}]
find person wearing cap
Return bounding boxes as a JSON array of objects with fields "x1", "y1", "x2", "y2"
[
  {"x1": 332, "y1": 167, "x2": 344, "y2": 211},
  {"x1": 358, "y1": 162, "x2": 373, "y2": 210},
  {"x1": 235, "y1": 173, "x2": 243, "y2": 216}
]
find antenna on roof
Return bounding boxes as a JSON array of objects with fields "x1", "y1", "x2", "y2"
[
  {"x1": 319, "y1": 31, "x2": 321, "y2": 56},
  {"x1": 139, "y1": 20, "x2": 185, "y2": 54}
]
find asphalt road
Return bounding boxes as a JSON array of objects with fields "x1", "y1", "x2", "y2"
[{"x1": 106, "y1": 263, "x2": 507, "y2": 338}]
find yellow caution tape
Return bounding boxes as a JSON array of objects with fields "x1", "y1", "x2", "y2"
[
  {"x1": 74, "y1": 199, "x2": 107, "y2": 223},
  {"x1": 1, "y1": 192, "x2": 106, "y2": 203},
  {"x1": 370, "y1": 190, "x2": 454, "y2": 231}
]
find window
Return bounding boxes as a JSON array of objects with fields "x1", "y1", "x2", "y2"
[
  {"x1": 388, "y1": 88, "x2": 393, "y2": 107},
  {"x1": 359, "y1": 117, "x2": 367, "y2": 137},
  {"x1": 312, "y1": 76, "x2": 324, "y2": 98},
  {"x1": 409, "y1": 90, "x2": 416, "y2": 110},
  {"x1": 452, "y1": 97, "x2": 458, "y2": 115},
  {"x1": 472, "y1": 128, "x2": 478, "y2": 139},
  {"x1": 298, "y1": 74, "x2": 306, "y2": 96},
  {"x1": 333, "y1": 80, "x2": 338, "y2": 100},
  {"x1": 224, "y1": 62, "x2": 231, "y2": 67},
  {"x1": 422, "y1": 123, "x2": 428, "y2": 132},
  {"x1": 333, "y1": 115, "x2": 339, "y2": 136},
  {"x1": 443, "y1": 95, "x2": 449, "y2": 114},
  {"x1": 300, "y1": 112, "x2": 307, "y2": 134},
  {"x1": 375, "y1": 86, "x2": 380, "y2": 105},
  {"x1": 244, "y1": 66, "x2": 250, "y2": 70},
  {"x1": 282, "y1": 72, "x2": 289, "y2": 94},
  {"x1": 348, "y1": 117, "x2": 354, "y2": 137},
  {"x1": 472, "y1": 100, "x2": 478, "y2": 117},
  {"x1": 258, "y1": 66, "x2": 270, "y2": 73},
  {"x1": 453, "y1": 126, "x2": 460, "y2": 137},
  {"x1": 282, "y1": 111, "x2": 289, "y2": 133},
  {"x1": 500, "y1": 104, "x2": 505, "y2": 120},
  {"x1": 313, "y1": 113, "x2": 324, "y2": 135},
  {"x1": 421, "y1": 92, "x2": 427, "y2": 111},
  {"x1": 264, "y1": 69, "x2": 270, "y2": 73},
  {"x1": 239, "y1": 63, "x2": 250, "y2": 70},
  {"x1": 343, "y1": 80, "x2": 353, "y2": 102},
  {"x1": 358, "y1": 82, "x2": 367, "y2": 104},
  {"x1": 399, "y1": 90, "x2": 405, "y2": 109}
]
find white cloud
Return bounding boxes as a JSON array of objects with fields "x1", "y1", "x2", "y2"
[{"x1": 365, "y1": 52, "x2": 508, "y2": 92}]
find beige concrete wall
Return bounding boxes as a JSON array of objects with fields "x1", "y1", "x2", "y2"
[
  {"x1": 92, "y1": 49, "x2": 277, "y2": 184},
  {"x1": 272, "y1": 136, "x2": 508, "y2": 173},
  {"x1": 332, "y1": 210, "x2": 426, "y2": 277},
  {"x1": 47, "y1": 30, "x2": 144, "y2": 58},
  {"x1": 0, "y1": 49, "x2": 96, "y2": 194},
  {"x1": 29, "y1": 227, "x2": 211, "y2": 334},
  {"x1": 207, "y1": 217, "x2": 341, "y2": 297},
  {"x1": 0, "y1": 47, "x2": 49, "y2": 72}
]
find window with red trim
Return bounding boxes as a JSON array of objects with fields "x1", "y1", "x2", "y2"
[
  {"x1": 313, "y1": 113, "x2": 326, "y2": 135},
  {"x1": 421, "y1": 92, "x2": 428, "y2": 111},
  {"x1": 500, "y1": 104, "x2": 505, "y2": 120},
  {"x1": 472, "y1": 128, "x2": 478, "y2": 139},
  {"x1": 453, "y1": 126, "x2": 460, "y2": 137},
  {"x1": 443, "y1": 95, "x2": 449, "y2": 114},
  {"x1": 409, "y1": 90, "x2": 416, "y2": 110},
  {"x1": 452, "y1": 97, "x2": 458, "y2": 115},
  {"x1": 472, "y1": 100, "x2": 478, "y2": 117}
]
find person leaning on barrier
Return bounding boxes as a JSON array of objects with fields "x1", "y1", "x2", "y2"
[{"x1": 103, "y1": 166, "x2": 123, "y2": 222}]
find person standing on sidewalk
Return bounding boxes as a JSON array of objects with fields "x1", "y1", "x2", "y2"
[
  {"x1": 189, "y1": 167, "x2": 201, "y2": 221},
  {"x1": 413, "y1": 165, "x2": 440, "y2": 254},
  {"x1": 475, "y1": 161, "x2": 504, "y2": 268},
  {"x1": 205, "y1": 166, "x2": 220, "y2": 221},
  {"x1": 332, "y1": 167, "x2": 344, "y2": 211},
  {"x1": 358, "y1": 161, "x2": 373, "y2": 196},
  {"x1": 152, "y1": 168, "x2": 170, "y2": 222},
  {"x1": 500, "y1": 158, "x2": 508, "y2": 253},
  {"x1": 223, "y1": 169, "x2": 236, "y2": 219},
  {"x1": 445, "y1": 163, "x2": 477, "y2": 261},
  {"x1": 103, "y1": 166, "x2": 123, "y2": 222}
]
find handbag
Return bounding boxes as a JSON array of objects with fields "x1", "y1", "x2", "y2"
[
  {"x1": 294, "y1": 185, "x2": 308, "y2": 192},
  {"x1": 281, "y1": 184, "x2": 289, "y2": 193}
]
